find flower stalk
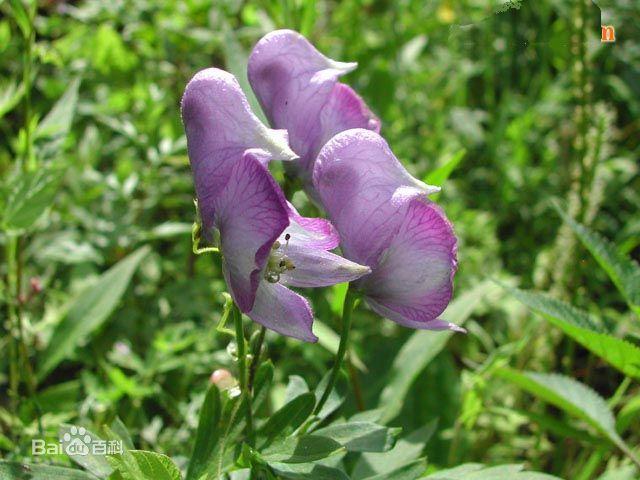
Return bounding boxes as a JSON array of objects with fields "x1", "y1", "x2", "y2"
[
  {"x1": 232, "y1": 303, "x2": 255, "y2": 446},
  {"x1": 314, "y1": 285, "x2": 357, "y2": 415}
]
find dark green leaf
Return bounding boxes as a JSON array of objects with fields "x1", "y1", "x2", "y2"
[
  {"x1": 0, "y1": 461, "x2": 98, "y2": 479},
  {"x1": 268, "y1": 462, "x2": 349, "y2": 480},
  {"x1": 259, "y1": 392, "x2": 315, "y2": 442},
  {"x1": 186, "y1": 385, "x2": 221, "y2": 480},
  {"x1": 554, "y1": 204, "x2": 640, "y2": 316},
  {"x1": 361, "y1": 458, "x2": 426, "y2": 480},
  {"x1": 260, "y1": 435, "x2": 344, "y2": 464},
  {"x1": 352, "y1": 421, "x2": 437, "y2": 479},
  {"x1": 314, "y1": 422, "x2": 400, "y2": 452}
]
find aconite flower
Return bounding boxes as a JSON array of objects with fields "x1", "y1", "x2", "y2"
[
  {"x1": 248, "y1": 29, "x2": 379, "y2": 197},
  {"x1": 181, "y1": 69, "x2": 370, "y2": 341},
  {"x1": 313, "y1": 129, "x2": 460, "y2": 331}
]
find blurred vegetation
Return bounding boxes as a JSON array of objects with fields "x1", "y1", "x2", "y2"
[{"x1": 0, "y1": 0, "x2": 639, "y2": 479}]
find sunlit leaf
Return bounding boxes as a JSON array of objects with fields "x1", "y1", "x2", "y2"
[
  {"x1": 36, "y1": 78, "x2": 81, "y2": 140},
  {"x1": 314, "y1": 421, "x2": 400, "y2": 452},
  {"x1": 3, "y1": 165, "x2": 63, "y2": 233},
  {"x1": 260, "y1": 435, "x2": 344, "y2": 464},
  {"x1": 496, "y1": 369, "x2": 638, "y2": 464},
  {"x1": 506, "y1": 287, "x2": 640, "y2": 379},
  {"x1": 109, "y1": 450, "x2": 181, "y2": 480}
]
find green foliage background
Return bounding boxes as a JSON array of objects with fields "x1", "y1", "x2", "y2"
[{"x1": 0, "y1": 0, "x2": 639, "y2": 479}]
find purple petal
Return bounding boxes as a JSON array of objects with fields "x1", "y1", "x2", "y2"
[
  {"x1": 280, "y1": 245, "x2": 371, "y2": 288},
  {"x1": 248, "y1": 30, "x2": 379, "y2": 187},
  {"x1": 283, "y1": 202, "x2": 339, "y2": 250},
  {"x1": 248, "y1": 281, "x2": 317, "y2": 342},
  {"x1": 181, "y1": 68, "x2": 296, "y2": 231},
  {"x1": 313, "y1": 129, "x2": 438, "y2": 265},
  {"x1": 214, "y1": 153, "x2": 289, "y2": 312},
  {"x1": 360, "y1": 198, "x2": 458, "y2": 327}
]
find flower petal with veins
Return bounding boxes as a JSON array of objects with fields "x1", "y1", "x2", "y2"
[
  {"x1": 214, "y1": 153, "x2": 289, "y2": 312},
  {"x1": 181, "y1": 67, "x2": 297, "y2": 231},
  {"x1": 248, "y1": 30, "x2": 379, "y2": 192}
]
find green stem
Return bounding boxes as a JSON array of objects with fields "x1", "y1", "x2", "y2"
[
  {"x1": 22, "y1": 8, "x2": 35, "y2": 172},
  {"x1": 6, "y1": 237, "x2": 20, "y2": 413},
  {"x1": 232, "y1": 304, "x2": 254, "y2": 446},
  {"x1": 248, "y1": 326, "x2": 266, "y2": 392},
  {"x1": 314, "y1": 286, "x2": 357, "y2": 415}
]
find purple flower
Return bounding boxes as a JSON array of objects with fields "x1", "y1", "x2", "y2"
[
  {"x1": 248, "y1": 29, "x2": 380, "y2": 196},
  {"x1": 181, "y1": 69, "x2": 371, "y2": 341},
  {"x1": 313, "y1": 129, "x2": 460, "y2": 331},
  {"x1": 181, "y1": 68, "x2": 297, "y2": 234}
]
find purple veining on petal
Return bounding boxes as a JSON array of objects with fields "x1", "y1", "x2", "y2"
[
  {"x1": 181, "y1": 67, "x2": 296, "y2": 233},
  {"x1": 361, "y1": 198, "x2": 457, "y2": 325},
  {"x1": 314, "y1": 128, "x2": 436, "y2": 265},
  {"x1": 248, "y1": 281, "x2": 317, "y2": 342},
  {"x1": 313, "y1": 128, "x2": 459, "y2": 331},
  {"x1": 248, "y1": 30, "x2": 379, "y2": 190},
  {"x1": 213, "y1": 153, "x2": 289, "y2": 312}
]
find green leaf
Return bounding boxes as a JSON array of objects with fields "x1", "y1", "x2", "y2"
[
  {"x1": 506, "y1": 287, "x2": 640, "y2": 379},
  {"x1": 314, "y1": 422, "x2": 400, "y2": 452},
  {"x1": 424, "y1": 463, "x2": 563, "y2": 479},
  {"x1": 260, "y1": 435, "x2": 344, "y2": 464},
  {"x1": 8, "y1": 0, "x2": 32, "y2": 38},
  {"x1": 259, "y1": 392, "x2": 316, "y2": 442},
  {"x1": 361, "y1": 458, "x2": 426, "y2": 480},
  {"x1": 0, "y1": 78, "x2": 24, "y2": 119},
  {"x1": 110, "y1": 417, "x2": 135, "y2": 450},
  {"x1": 110, "y1": 450, "x2": 181, "y2": 480},
  {"x1": 314, "y1": 370, "x2": 349, "y2": 421},
  {"x1": 352, "y1": 421, "x2": 437, "y2": 480},
  {"x1": 554, "y1": 204, "x2": 640, "y2": 316},
  {"x1": 37, "y1": 246, "x2": 150, "y2": 380},
  {"x1": 496, "y1": 369, "x2": 638, "y2": 464},
  {"x1": 283, "y1": 375, "x2": 309, "y2": 404},
  {"x1": 424, "y1": 148, "x2": 466, "y2": 186},
  {"x1": 36, "y1": 78, "x2": 81, "y2": 140},
  {"x1": 378, "y1": 281, "x2": 496, "y2": 423},
  {"x1": 0, "y1": 461, "x2": 98, "y2": 479},
  {"x1": 186, "y1": 384, "x2": 221, "y2": 480},
  {"x1": 3, "y1": 165, "x2": 63, "y2": 232},
  {"x1": 268, "y1": 462, "x2": 350, "y2": 480},
  {"x1": 253, "y1": 360, "x2": 274, "y2": 412},
  {"x1": 59, "y1": 424, "x2": 112, "y2": 478},
  {"x1": 597, "y1": 465, "x2": 638, "y2": 480}
]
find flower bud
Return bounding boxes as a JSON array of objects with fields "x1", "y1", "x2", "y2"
[{"x1": 209, "y1": 369, "x2": 236, "y2": 390}]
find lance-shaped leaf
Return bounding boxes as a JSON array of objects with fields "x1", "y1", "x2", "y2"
[
  {"x1": 38, "y1": 246, "x2": 150, "y2": 380},
  {"x1": 506, "y1": 287, "x2": 640, "y2": 380},
  {"x1": 554, "y1": 204, "x2": 640, "y2": 316},
  {"x1": 496, "y1": 369, "x2": 639, "y2": 465}
]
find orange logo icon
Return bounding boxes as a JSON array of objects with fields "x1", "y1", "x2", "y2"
[{"x1": 601, "y1": 25, "x2": 615, "y2": 43}]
